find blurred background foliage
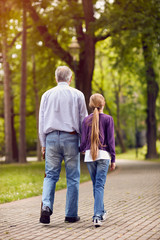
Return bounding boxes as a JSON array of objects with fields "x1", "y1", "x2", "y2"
[{"x1": 0, "y1": 0, "x2": 160, "y2": 162}]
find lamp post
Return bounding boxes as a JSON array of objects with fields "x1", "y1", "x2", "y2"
[
  {"x1": 134, "y1": 92, "x2": 138, "y2": 158},
  {"x1": 69, "y1": 37, "x2": 80, "y2": 61},
  {"x1": 69, "y1": 37, "x2": 80, "y2": 86}
]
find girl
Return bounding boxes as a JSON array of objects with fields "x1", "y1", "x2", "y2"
[{"x1": 80, "y1": 93, "x2": 116, "y2": 227}]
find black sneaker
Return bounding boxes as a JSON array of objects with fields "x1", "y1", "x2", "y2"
[
  {"x1": 65, "y1": 216, "x2": 80, "y2": 223},
  {"x1": 40, "y1": 206, "x2": 52, "y2": 224}
]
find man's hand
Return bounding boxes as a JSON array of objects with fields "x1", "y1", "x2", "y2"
[
  {"x1": 110, "y1": 162, "x2": 116, "y2": 171},
  {"x1": 41, "y1": 147, "x2": 46, "y2": 160}
]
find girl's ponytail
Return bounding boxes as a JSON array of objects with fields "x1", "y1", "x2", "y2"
[
  {"x1": 90, "y1": 107, "x2": 100, "y2": 161},
  {"x1": 89, "y1": 93, "x2": 105, "y2": 161}
]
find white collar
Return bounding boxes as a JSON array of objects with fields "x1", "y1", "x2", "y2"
[{"x1": 58, "y1": 82, "x2": 68, "y2": 86}]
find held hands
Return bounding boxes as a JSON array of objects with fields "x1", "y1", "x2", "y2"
[
  {"x1": 41, "y1": 147, "x2": 46, "y2": 160},
  {"x1": 110, "y1": 162, "x2": 116, "y2": 171}
]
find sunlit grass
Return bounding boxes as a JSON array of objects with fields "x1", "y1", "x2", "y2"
[
  {"x1": 116, "y1": 148, "x2": 145, "y2": 161},
  {"x1": 116, "y1": 145, "x2": 160, "y2": 162},
  {"x1": 0, "y1": 161, "x2": 90, "y2": 204}
]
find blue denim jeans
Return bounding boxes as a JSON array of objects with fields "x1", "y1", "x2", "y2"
[
  {"x1": 87, "y1": 159, "x2": 110, "y2": 220},
  {"x1": 42, "y1": 131, "x2": 80, "y2": 217}
]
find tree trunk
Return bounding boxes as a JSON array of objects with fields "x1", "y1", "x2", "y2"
[
  {"x1": 11, "y1": 98, "x2": 19, "y2": 162},
  {"x1": 142, "y1": 37, "x2": 159, "y2": 159},
  {"x1": 32, "y1": 55, "x2": 41, "y2": 161},
  {"x1": 75, "y1": 56, "x2": 94, "y2": 107},
  {"x1": 2, "y1": 43, "x2": 13, "y2": 163},
  {"x1": 1, "y1": 3, "x2": 13, "y2": 163},
  {"x1": 115, "y1": 90, "x2": 126, "y2": 153},
  {"x1": 19, "y1": 1, "x2": 27, "y2": 163},
  {"x1": 75, "y1": 0, "x2": 95, "y2": 106}
]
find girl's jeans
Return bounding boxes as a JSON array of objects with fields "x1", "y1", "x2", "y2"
[
  {"x1": 87, "y1": 159, "x2": 110, "y2": 219},
  {"x1": 42, "y1": 131, "x2": 80, "y2": 217}
]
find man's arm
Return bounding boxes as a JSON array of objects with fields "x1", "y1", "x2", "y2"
[
  {"x1": 79, "y1": 93, "x2": 88, "y2": 133},
  {"x1": 39, "y1": 94, "x2": 46, "y2": 149}
]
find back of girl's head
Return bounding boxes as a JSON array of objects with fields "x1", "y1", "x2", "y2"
[
  {"x1": 89, "y1": 93, "x2": 105, "y2": 161},
  {"x1": 89, "y1": 93, "x2": 105, "y2": 111}
]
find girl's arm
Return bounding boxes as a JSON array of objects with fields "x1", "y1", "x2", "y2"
[{"x1": 107, "y1": 116, "x2": 116, "y2": 163}]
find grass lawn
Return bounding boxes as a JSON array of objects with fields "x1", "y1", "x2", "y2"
[
  {"x1": 0, "y1": 160, "x2": 90, "y2": 204},
  {"x1": 116, "y1": 148, "x2": 145, "y2": 161},
  {"x1": 116, "y1": 147, "x2": 160, "y2": 162}
]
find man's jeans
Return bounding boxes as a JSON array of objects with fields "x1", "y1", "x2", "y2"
[
  {"x1": 87, "y1": 159, "x2": 110, "y2": 219},
  {"x1": 42, "y1": 131, "x2": 80, "y2": 217}
]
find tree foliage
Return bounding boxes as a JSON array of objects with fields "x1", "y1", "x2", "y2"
[
  {"x1": 99, "y1": 0, "x2": 160, "y2": 158},
  {"x1": 0, "y1": 0, "x2": 159, "y2": 161}
]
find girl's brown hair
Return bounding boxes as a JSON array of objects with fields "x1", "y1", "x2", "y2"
[{"x1": 89, "y1": 93, "x2": 105, "y2": 161}]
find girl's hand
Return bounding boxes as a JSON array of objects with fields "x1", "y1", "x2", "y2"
[{"x1": 110, "y1": 162, "x2": 116, "y2": 171}]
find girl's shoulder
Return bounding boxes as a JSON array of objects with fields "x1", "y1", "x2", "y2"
[
  {"x1": 100, "y1": 113, "x2": 113, "y2": 119},
  {"x1": 99, "y1": 113, "x2": 113, "y2": 124}
]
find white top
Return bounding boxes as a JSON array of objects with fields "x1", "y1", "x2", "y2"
[
  {"x1": 39, "y1": 82, "x2": 88, "y2": 147},
  {"x1": 84, "y1": 149, "x2": 111, "y2": 162}
]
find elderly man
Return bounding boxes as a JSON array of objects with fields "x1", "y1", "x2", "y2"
[{"x1": 39, "y1": 66, "x2": 88, "y2": 224}]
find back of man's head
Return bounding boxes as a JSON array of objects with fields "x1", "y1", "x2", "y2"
[{"x1": 55, "y1": 66, "x2": 72, "y2": 82}]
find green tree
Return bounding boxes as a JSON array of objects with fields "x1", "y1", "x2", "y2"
[
  {"x1": 25, "y1": 0, "x2": 111, "y2": 106},
  {"x1": 93, "y1": 38, "x2": 146, "y2": 152},
  {"x1": 19, "y1": 0, "x2": 27, "y2": 163},
  {"x1": 0, "y1": 0, "x2": 58, "y2": 162},
  {"x1": 105, "y1": 0, "x2": 160, "y2": 158},
  {"x1": 0, "y1": 1, "x2": 13, "y2": 162}
]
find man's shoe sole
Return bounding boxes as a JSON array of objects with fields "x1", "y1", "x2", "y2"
[
  {"x1": 65, "y1": 216, "x2": 80, "y2": 223},
  {"x1": 40, "y1": 211, "x2": 50, "y2": 224}
]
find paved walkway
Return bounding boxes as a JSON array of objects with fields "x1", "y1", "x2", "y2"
[{"x1": 0, "y1": 159, "x2": 160, "y2": 240}]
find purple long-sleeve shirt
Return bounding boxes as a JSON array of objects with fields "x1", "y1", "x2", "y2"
[{"x1": 79, "y1": 113, "x2": 116, "y2": 163}]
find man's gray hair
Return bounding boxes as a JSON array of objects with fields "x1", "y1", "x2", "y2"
[{"x1": 55, "y1": 66, "x2": 72, "y2": 82}]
